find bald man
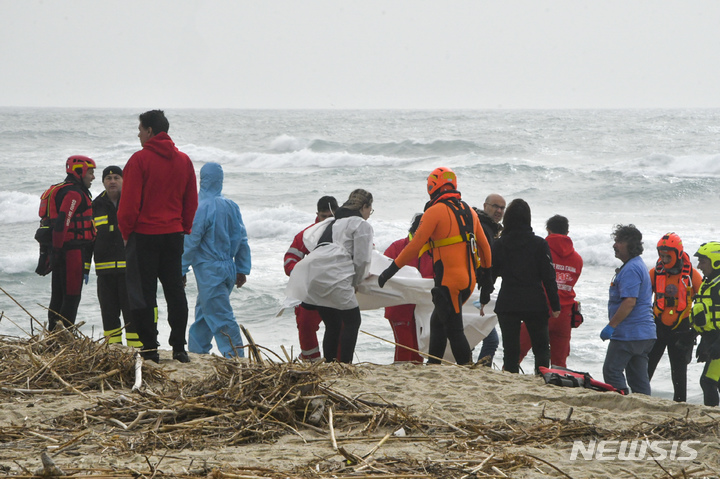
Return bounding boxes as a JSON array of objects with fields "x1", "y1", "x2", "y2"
[{"x1": 474, "y1": 193, "x2": 506, "y2": 365}]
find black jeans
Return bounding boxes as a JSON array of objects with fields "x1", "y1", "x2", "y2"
[
  {"x1": 498, "y1": 311, "x2": 550, "y2": 374},
  {"x1": 125, "y1": 232, "x2": 188, "y2": 352},
  {"x1": 314, "y1": 305, "x2": 361, "y2": 363}
]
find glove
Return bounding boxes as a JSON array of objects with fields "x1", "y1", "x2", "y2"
[
  {"x1": 600, "y1": 324, "x2": 615, "y2": 341},
  {"x1": 378, "y1": 261, "x2": 400, "y2": 288},
  {"x1": 83, "y1": 273, "x2": 89, "y2": 285}
]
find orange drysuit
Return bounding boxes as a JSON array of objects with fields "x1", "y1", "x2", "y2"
[{"x1": 394, "y1": 199, "x2": 491, "y2": 313}]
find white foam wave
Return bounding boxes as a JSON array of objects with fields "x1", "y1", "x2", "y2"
[
  {"x1": 232, "y1": 150, "x2": 416, "y2": 169},
  {"x1": 612, "y1": 153, "x2": 720, "y2": 178},
  {"x1": 179, "y1": 143, "x2": 419, "y2": 170},
  {"x1": 0, "y1": 191, "x2": 39, "y2": 224},
  {"x1": 243, "y1": 206, "x2": 316, "y2": 240},
  {"x1": 270, "y1": 135, "x2": 312, "y2": 153},
  {"x1": 0, "y1": 251, "x2": 37, "y2": 274}
]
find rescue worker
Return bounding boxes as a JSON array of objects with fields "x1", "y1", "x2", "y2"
[
  {"x1": 691, "y1": 242, "x2": 720, "y2": 406},
  {"x1": 91, "y1": 165, "x2": 141, "y2": 347},
  {"x1": 601, "y1": 224, "x2": 656, "y2": 395},
  {"x1": 287, "y1": 189, "x2": 374, "y2": 363},
  {"x1": 647, "y1": 233, "x2": 701, "y2": 402},
  {"x1": 283, "y1": 196, "x2": 338, "y2": 361},
  {"x1": 118, "y1": 110, "x2": 198, "y2": 363},
  {"x1": 43, "y1": 156, "x2": 96, "y2": 330},
  {"x1": 383, "y1": 213, "x2": 433, "y2": 363},
  {"x1": 378, "y1": 167, "x2": 492, "y2": 365},
  {"x1": 182, "y1": 162, "x2": 251, "y2": 358},
  {"x1": 518, "y1": 215, "x2": 583, "y2": 369}
]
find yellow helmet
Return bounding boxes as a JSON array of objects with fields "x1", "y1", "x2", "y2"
[{"x1": 694, "y1": 242, "x2": 720, "y2": 270}]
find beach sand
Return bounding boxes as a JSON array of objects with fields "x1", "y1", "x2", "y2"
[{"x1": 1, "y1": 344, "x2": 719, "y2": 479}]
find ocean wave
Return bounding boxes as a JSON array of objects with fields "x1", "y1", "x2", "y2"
[
  {"x1": 0, "y1": 251, "x2": 37, "y2": 274},
  {"x1": 270, "y1": 135, "x2": 312, "y2": 153},
  {"x1": 223, "y1": 150, "x2": 419, "y2": 169},
  {"x1": 308, "y1": 138, "x2": 488, "y2": 158},
  {"x1": 0, "y1": 191, "x2": 39, "y2": 224},
  {"x1": 243, "y1": 206, "x2": 317, "y2": 240},
  {"x1": 608, "y1": 153, "x2": 720, "y2": 178},
  {"x1": 266, "y1": 134, "x2": 507, "y2": 157}
]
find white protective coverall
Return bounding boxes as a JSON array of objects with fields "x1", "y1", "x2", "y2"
[{"x1": 286, "y1": 215, "x2": 373, "y2": 310}]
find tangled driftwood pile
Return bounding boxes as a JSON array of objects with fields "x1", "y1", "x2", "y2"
[{"x1": 1, "y1": 325, "x2": 719, "y2": 478}]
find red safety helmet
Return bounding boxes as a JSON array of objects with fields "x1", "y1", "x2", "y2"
[
  {"x1": 66, "y1": 155, "x2": 97, "y2": 181},
  {"x1": 427, "y1": 167, "x2": 457, "y2": 196},
  {"x1": 657, "y1": 232, "x2": 683, "y2": 269}
]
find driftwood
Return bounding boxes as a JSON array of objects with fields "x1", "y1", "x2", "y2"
[{"x1": 1, "y1": 320, "x2": 719, "y2": 478}]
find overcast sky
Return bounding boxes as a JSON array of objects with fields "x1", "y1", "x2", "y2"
[{"x1": 2, "y1": 1, "x2": 719, "y2": 109}]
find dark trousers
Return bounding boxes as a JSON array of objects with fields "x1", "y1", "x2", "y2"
[
  {"x1": 315, "y1": 305, "x2": 361, "y2": 363},
  {"x1": 48, "y1": 248, "x2": 84, "y2": 330},
  {"x1": 97, "y1": 273, "x2": 140, "y2": 347},
  {"x1": 700, "y1": 361, "x2": 720, "y2": 407},
  {"x1": 647, "y1": 324, "x2": 692, "y2": 402},
  {"x1": 427, "y1": 286, "x2": 472, "y2": 365},
  {"x1": 125, "y1": 232, "x2": 188, "y2": 352},
  {"x1": 498, "y1": 311, "x2": 550, "y2": 374}
]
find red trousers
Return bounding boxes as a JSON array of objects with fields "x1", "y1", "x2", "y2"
[
  {"x1": 519, "y1": 305, "x2": 572, "y2": 368},
  {"x1": 386, "y1": 303, "x2": 424, "y2": 363},
  {"x1": 296, "y1": 304, "x2": 322, "y2": 360}
]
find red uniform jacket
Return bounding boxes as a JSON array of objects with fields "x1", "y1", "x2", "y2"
[
  {"x1": 546, "y1": 233, "x2": 583, "y2": 309},
  {"x1": 118, "y1": 132, "x2": 198, "y2": 240}
]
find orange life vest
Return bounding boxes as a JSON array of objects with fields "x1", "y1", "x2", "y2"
[
  {"x1": 653, "y1": 253, "x2": 693, "y2": 328},
  {"x1": 38, "y1": 181, "x2": 69, "y2": 226}
]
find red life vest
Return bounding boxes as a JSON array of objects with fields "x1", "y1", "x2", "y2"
[
  {"x1": 653, "y1": 252, "x2": 693, "y2": 328},
  {"x1": 40, "y1": 181, "x2": 95, "y2": 244}
]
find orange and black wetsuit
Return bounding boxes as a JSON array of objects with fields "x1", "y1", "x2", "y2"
[
  {"x1": 647, "y1": 252, "x2": 702, "y2": 402},
  {"x1": 392, "y1": 191, "x2": 491, "y2": 364}
]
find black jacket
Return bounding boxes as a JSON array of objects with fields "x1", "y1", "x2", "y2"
[
  {"x1": 474, "y1": 208, "x2": 502, "y2": 247},
  {"x1": 491, "y1": 225, "x2": 560, "y2": 314},
  {"x1": 91, "y1": 191, "x2": 126, "y2": 275}
]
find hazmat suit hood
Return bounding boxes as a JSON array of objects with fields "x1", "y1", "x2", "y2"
[{"x1": 199, "y1": 162, "x2": 224, "y2": 200}]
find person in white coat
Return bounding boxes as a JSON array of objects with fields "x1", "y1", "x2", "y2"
[{"x1": 287, "y1": 189, "x2": 374, "y2": 363}]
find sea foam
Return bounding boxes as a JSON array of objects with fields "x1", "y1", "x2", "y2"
[{"x1": 0, "y1": 191, "x2": 39, "y2": 224}]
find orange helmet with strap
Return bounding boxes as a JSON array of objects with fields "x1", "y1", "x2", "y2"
[
  {"x1": 657, "y1": 232, "x2": 683, "y2": 270},
  {"x1": 427, "y1": 167, "x2": 457, "y2": 196},
  {"x1": 66, "y1": 155, "x2": 97, "y2": 181}
]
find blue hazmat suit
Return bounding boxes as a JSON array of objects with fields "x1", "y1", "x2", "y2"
[{"x1": 182, "y1": 162, "x2": 251, "y2": 357}]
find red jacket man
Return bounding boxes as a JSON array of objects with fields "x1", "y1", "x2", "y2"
[
  {"x1": 118, "y1": 110, "x2": 198, "y2": 363},
  {"x1": 519, "y1": 215, "x2": 583, "y2": 368}
]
